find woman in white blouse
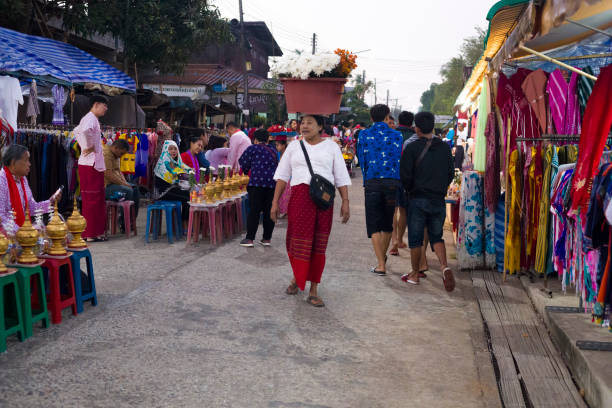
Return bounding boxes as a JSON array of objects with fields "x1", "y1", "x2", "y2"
[{"x1": 271, "y1": 114, "x2": 351, "y2": 307}]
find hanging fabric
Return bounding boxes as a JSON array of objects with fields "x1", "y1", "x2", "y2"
[
  {"x1": 521, "y1": 69, "x2": 548, "y2": 133},
  {"x1": 473, "y1": 78, "x2": 489, "y2": 172},
  {"x1": 51, "y1": 85, "x2": 66, "y2": 125},
  {"x1": 570, "y1": 65, "x2": 612, "y2": 213}
]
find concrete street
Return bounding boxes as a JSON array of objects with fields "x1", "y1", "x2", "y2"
[{"x1": 0, "y1": 175, "x2": 501, "y2": 408}]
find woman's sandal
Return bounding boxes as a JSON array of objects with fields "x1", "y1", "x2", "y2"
[
  {"x1": 307, "y1": 296, "x2": 325, "y2": 307},
  {"x1": 401, "y1": 271, "x2": 420, "y2": 285},
  {"x1": 443, "y1": 267, "x2": 455, "y2": 292},
  {"x1": 389, "y1": 248, "x2": 399, "y2": 256},
  {"x1": 419, "y1": 269, "x2": 428, "y2": 278},
  {"x1": 285, "y1": 282, "x2": 299, "y2": 295}
]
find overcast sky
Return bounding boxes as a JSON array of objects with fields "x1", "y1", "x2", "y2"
[{"x1": 214, "y1": 0, "x2": 498, "y2": 112}]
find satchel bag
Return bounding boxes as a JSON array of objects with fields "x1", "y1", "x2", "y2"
[{"x1": 299, "y1": 140, "x2": 336, "y2": 210}]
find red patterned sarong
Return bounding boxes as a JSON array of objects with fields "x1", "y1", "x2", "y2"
[
  {"x1": 286, "y1": 184, "x2": 333, "y2": 290},
  {"x1": 78, "y1": 164, "x2": 106, "y2": 238}
]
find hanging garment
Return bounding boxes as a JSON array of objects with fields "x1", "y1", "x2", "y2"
[
  {"x1": 495, "y1": 193, "x2": 505, "y2": 273},
  {"x1": 473, "y1": 79, "x2": 489, "y2": 172},
  {"x1": 521, "y1": 69, "x2": 548, "y2": 133},
  {"x1": 457, "y1": 171, "x2": 486, "y2": 269},
  {"x1": 571, "y1": 65, "x2": 612, "y2": 213},
  {"x1": 134, "y1": 132, "x2": 149, "y2": 178},
  {"x1": 535, "y1": 145, "x2": 555, "y2": 274},
  {"x1": 505, "y1": 150, "x2": 521, "y2": 275},
  {"x1": 484, "y1": 113, "x2": 500, "y2": 213},
  {"x1": 26, "y1": 80, "x2": 40, "y2": 124},
  {"x1": 547, "y1": 69, "x2": 581, "y2": 135},
  {"x1": 577, "y1": 66, "x2": 596, "y2": 117},
  {"x1": 51, "y1": 85, "x2": 66, "y2": 125},
  {"x1": 119, "y1": 132, "x2": 139, "y2": 174}
]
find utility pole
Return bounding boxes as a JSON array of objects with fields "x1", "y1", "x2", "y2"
[
  {"x1": 362, "y1": 70, "x2": 366, "y2": 84},
  {"x1": 312, "y1": 33, "x2": 317, "y2": 54},
  {"x1": 386, "y1": 89, "x2": 389, "y2": 106},
  {"x1": 374, "y1": 78, "x2": 377, "y2": 104},
  {"x1": 239, "y1": 0, "x2": 248, "y2": 119}
]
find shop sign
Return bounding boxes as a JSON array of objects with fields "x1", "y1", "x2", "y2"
[{"x1": 143, "y1": 84, "x2": 207, "y2": 99}]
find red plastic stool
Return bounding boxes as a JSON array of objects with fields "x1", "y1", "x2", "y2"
[
  {"x1": 187, "y1": 205, "x2": 224, "y2": 245},
  {"x1": 106, "y1": 200, "x2": 137, "y2": 238},
  {"x1": 41, "y1": 255, "x2": 78, "y2": 324}
]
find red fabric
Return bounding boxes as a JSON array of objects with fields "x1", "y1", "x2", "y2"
[
  {"x1": 4, "y1": 166, "x2": 27, "y2": 226},
  {"x1": 286, "y1": 184, "x2": 333, "y2": 290},
  {"x1": 78, "y1": 164, "x2": 106, "y2": 238},
  {"x1": 571, "y1": 65, "x2": 612, "y2": 213}
]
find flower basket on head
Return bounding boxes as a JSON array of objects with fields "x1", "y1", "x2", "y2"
[{"x1": 272, "y1": 49, "x2": 357, "y2": 115}]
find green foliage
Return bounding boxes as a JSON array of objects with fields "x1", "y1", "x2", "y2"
[
  {"x1": 340, "y1": 73, "x2": 373, "y2": 123},
  {"x1": 419, "y1": 27, "x2": 486, "y2": 114},
  {"x1": 0, "y1": 0, "x2": 231, "y2": 74}
]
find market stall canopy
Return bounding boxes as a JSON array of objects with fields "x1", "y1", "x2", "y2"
[
  {"x1": 0, "y1": 26, "x2": 136, "y2": 92},
  {"x1": 454, "y1": 0, "x2": 612, "y2": 112}
]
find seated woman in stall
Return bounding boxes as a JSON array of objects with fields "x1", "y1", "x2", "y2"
[
  {"x1": 180, "y1": 136, "x2": 206, "y2": 182},
  {"x1": 204, "y1": 135, "x2": 230, "y2": 174},
  {"x1": 153, "y1": 140, "x2": 192, "y2": 222},
  {"x1": 0, "y1": 144, "x2": 62, "y2": 232}
]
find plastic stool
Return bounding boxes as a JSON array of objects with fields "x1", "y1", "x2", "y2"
[
  {"x1": 41, "y1": 256, "x2": 78, "y2": 324},
  {"x1": 145, "y1": 203, "x2": 175, "y2": 243},
  {"x1": 159, "y1": 201, "x2": 183, "y2": 238},
  {"x1": 69, "y1": 249, "x2": 98, "y2": 314},
  {"x1": 187, "y1": 205, "x2": 222, "y2": 245},
  {"x1": 233, "y1": 198, "x2": 244, "y2": 232},
  {"x1": 15, "y1": 265, "x2": 49, "y2": 339},
  {"x1": 0, "y1": 272, "x2": 25, "y2": 352},
  {"x1": 106, "y1": 200, "x2": 137, "y2": 238}
]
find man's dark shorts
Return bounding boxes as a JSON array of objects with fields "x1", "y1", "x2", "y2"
[
  {"x1": 408, "y1": 197, "x2": 446, "y2": 248},
  {"x1": 364, "y1": 178, "x2": 399, "y2": 238},
  {"x1": 396, "y1": 185, "x2": 407, "y2": 208}
]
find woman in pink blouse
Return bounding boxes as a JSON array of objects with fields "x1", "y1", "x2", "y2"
[{"x1": 0, "y1": 144, "x2": 61, "y2": 232}]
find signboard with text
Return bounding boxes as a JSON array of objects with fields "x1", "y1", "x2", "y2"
[{"x1": 143, "y1": 84, "x2": 207, "y2": 99}]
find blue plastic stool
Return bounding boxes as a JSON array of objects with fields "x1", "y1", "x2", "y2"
[
  {"x1": 69, "y1": 249, "x2": 98, "y2": 314},
  {"x1": 159, "y1": 201, "x2": 184, "y2": 238},
  {"x1": 145, "y1": 203, "x2": 175, "y2": 243}
]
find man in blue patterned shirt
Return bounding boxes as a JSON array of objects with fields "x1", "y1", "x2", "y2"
[{"x1": 356, "y1": 104, "x2": 403, "y2": 276}]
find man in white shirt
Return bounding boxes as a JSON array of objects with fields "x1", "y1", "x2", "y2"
[{"x1": 226, "y1": 121, "x2": 252, "y2": 171}]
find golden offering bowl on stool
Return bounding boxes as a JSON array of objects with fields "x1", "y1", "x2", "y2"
[
  {"x1": 0, "y1": 229, "x2": 9, "y2": 273},
  {"x1": 67, "y1": 197, "x2": 87, "y2": 249},
  {"x1": 46, "y1": 202, "x2": 68, "y2": 256},
  {"x1": 16, "y1": 207, "x2": 39, "y2": 264}
]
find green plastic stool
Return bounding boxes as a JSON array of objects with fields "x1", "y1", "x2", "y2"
[
  {"x1": 0, "y1": 271, "x2": 25, "y2": 353},
  {"x1": 15, "y1": 265, "x2": 50, "y2": 339}
]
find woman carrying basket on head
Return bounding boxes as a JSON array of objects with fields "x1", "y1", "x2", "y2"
[{"x1": 271, "y1": 114, "x2": 351, "y2": 308}]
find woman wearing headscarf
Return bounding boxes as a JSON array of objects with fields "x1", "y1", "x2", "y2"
[
  {"x1": 271, "y1": 114, "x2": 351, "y2": 307},
  {"x1": 154, "y1": 140, "x2": 192, "y2": 220}
]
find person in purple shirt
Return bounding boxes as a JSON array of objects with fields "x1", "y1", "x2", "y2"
[{"x1": 238, "y1": 129, "x2": 278, "y2": 247}]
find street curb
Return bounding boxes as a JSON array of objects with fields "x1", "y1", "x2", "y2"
[{"x1": 520, "y1": 276, "x2": 611, "y2": 408}]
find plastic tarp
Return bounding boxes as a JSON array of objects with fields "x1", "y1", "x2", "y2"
[{"x1": 0, "y1": 26, "x2": 135, "y2": 91}]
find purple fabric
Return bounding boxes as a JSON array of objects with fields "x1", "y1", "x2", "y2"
[
  {"x1": 484, "y1": 112, "x2": 500, "y2": 213},
  {"x1": 52, "y1": 85, "x2": 65, "y2": 125},
  {"x1": 238, "y1": 144, "x2": 278, "y2": 189},
  {"x1": 547, "y1": 69, "x2": 581, "y2": 135},
  {"x1": 0, "y1": 168, "x2": 50, "y2": 225},
  {"x1": 205, "y1": 148, "x2": 229, "y2": 173}
]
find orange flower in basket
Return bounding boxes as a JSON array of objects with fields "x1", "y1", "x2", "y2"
[{"x1": 334, "y1": 49, "x2": 358, "y2": 77}]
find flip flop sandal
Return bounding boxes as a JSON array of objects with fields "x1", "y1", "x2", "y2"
[
  {"x1": 398, "y1": 242, "x2": 408, "y2": 249},
  {"x1": 389, "y1": 249, "x2": 399, "y2": 256},
  {"x1": 285, "y1": 282, "x2": 299, "y2": 295},
  {"x1": 419, "y1": 270, "x2": 428, "y2": 278},
  {"x1": 307, "y1": 296, "x2": 325, "y2": 307},
  {"x1": 370, "y1": 267, "x2": 386, "y2": 276},
  {"x1": 401, "y1": 272, "x2": 419, "y2": 285},
  {"x1": 443, "y1": 267, "x2": 455, "y2": 292}
]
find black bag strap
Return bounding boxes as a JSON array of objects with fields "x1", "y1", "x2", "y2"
[
  {"x1": 299, "y1": 140, "x2": 315, "y2": 177},
  {"x1": 415, "y1": 139, "x2": 433, "y2": 169}
]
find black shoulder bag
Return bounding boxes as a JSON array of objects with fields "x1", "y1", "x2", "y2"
[{"x1": 299, "y1": 140, "x2": 336, "y2": 210}]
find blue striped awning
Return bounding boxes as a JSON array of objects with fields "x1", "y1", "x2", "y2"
[{"x1": 0, "y1": 26, "x2": 135, "y2": 91}]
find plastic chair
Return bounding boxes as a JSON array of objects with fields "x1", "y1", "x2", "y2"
[
  {"x1": 15, "y1": 265, "x2": 49, "y2": 339},
  {"x1": 106, "y1": 200, "x2": 137, "y2": 238},
  {"x1": 41, "y1": 256, "x2": 78, "y2": 325},
  {"x1": 159, "y1": 201, "x2": 184, "y2": 238},
  {"x1": 0, "y1": 272, "x2": 25, "y2": 352},
  {"x1": 145, "y1": 202, "x2": 176, "y2": 243},
  {"x1": 69, "y1": 249, "x2": 98, "y2": 314}
]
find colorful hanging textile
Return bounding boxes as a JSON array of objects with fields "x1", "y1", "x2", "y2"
[
  {"x1": 484, "y1": 112, "x2": 500, "y2": 213},
  {"x1": 547, "y1": 69, "x2": 581, "y2": 135},
  {"x1": 495, "y1": 193, "x2": 505, "y2": 273},
  {"x1": 577, "y1": 66, "x2": 596, "y2": 117},
  {"x1": 458, "y1": 171, "x2": 486, "y2": 268},
  {"x1": 521, "y1": 69, "x2": 548, "y2": 133},
  {"x1": 535, "y1": 145, "x2": 555, "y2": 274},
  {"x1": 505, "y1": 150, "x2": 521, "y2": 275},
  {"x1": 570, "y1": 65, "x2": 612, "y2": 213},
  {"x1": 473, "y1": 78, "x2": 489, "y2": 172}
]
